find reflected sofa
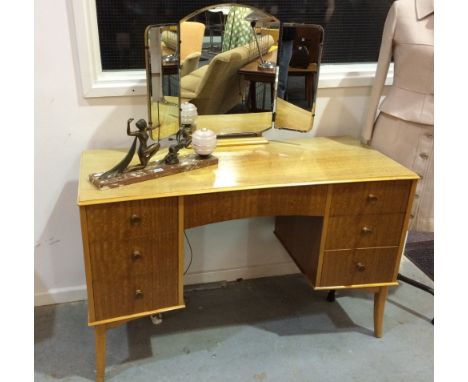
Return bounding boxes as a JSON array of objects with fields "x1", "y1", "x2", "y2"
[{"x1": 180, "y1": 35, "x2": 274, "y2": 115}]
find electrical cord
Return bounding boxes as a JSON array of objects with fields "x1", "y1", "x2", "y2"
[{"x1": 183, "y1": 231, "x2": 193, "y2": 275}]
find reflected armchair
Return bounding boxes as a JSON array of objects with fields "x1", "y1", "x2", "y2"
[{"x1": 161, "y1": 21, "x2": 206, "y2": 77}]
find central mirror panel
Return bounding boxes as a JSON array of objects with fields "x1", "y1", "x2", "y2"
[
  {"x1": 180, "y1": 5, "x2": 280, "y2": 137},
  {"x1": 144, "y1": 7, "x2": 324, "y2": 140}
]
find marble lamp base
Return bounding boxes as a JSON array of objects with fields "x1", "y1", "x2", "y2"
[{"x1": 89, "y1": 154, "x2": 218, "y2": 189}]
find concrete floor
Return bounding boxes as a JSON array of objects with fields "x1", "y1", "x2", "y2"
[{"x1": 35, "y1": 256, "x2": 433, "y2": 382}]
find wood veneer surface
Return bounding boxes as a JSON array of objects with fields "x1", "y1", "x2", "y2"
[
  {"x1": 325, "y1": 213, "x2": 405, "y2": 250},
  {"x1": 274, "y1": 216, "x2": 323, "y2": 283},
  {"x1": 185, "y1": 185, "x2": 327, "y2": 228},
  {"x1": 319, "y1": 247, "x2": 399, "y2": 287},
  {"x1": 78, "y1": 137, "x2": 418, "y2": 206},
  {"x1": 85, "y1": 198, "x2": 178, "y2": 243},
  {"x1": 83, "y1": 198, "x2": 181, "y2": 323},
  {"x1": 329, "y1": 180, "x2": 411, "y2": 216}
]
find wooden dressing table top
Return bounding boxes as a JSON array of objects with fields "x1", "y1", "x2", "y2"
[{"x1": 78, "y1": 137, "x2": 418, "y2": 206}]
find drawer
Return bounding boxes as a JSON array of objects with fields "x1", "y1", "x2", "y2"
[
  {"x1": 319, "y1": 247, "x2": 399, "y2": 287},
  {"x1": 93, "y1": 275, "x2": 155, "y2": 321},
  {"x1": 329, "y1": 181, "x2": 412, "y2": 216},
  {"x1": 85, "y1": 198, "x2": 178, "y2": 243},
  {"x1": 325, "y1": 213, "x2": 404, "y2": 250},
  {"x1": 89, "y1": 232, "x2": 178, "y2": 282},
  {"x1": 92, "y1": 267, "x2": 180, "y2": 322}
]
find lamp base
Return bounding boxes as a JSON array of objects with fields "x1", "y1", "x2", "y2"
[
  {"x1": 89, "y1": 154, "x2": 218, "y2": 189},
  {"x1": 258, "y1": 61, "x2": 276, "y2": 72}
]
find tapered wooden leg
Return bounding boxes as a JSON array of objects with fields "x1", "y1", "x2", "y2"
[
  {"x1": 95, "y1": 325, "x2": 107, "y2": 382},
  {"x1": 374, "y1": 286, "x2": 389, "y2": 338}
]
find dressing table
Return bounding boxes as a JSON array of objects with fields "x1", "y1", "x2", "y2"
[
  {"x1": 78, "y1": 136, "x2": 418, "y2": 381},
  {"x1": 79, "y1": 5, "x2": 419, "y2": 381}
]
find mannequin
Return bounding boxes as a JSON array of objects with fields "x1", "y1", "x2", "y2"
[{"x1": 362, "y1": 0, "x2": 434, "y2": 232}]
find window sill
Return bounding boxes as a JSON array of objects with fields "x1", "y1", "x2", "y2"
[
  {"x1": 319, "y1": 63, "x2": 394, "y2": 88},
  {"x1": 84, "y1": 70, "x2": 147, "y2": 98},
  {"x1": 82, "y1": 63, "x2": 393, "y2": 98}
]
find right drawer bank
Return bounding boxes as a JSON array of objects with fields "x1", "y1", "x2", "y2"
[{"x1": 318, "y1": 180, "x2": 413, "y2": 288}]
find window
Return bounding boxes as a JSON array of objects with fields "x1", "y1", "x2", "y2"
[
  {"x1": 96, "y1": 0, "x2": 394, "y2": 70},
  {"x1": 74, "y1": 0, "x2": 394, "y2": 97}
]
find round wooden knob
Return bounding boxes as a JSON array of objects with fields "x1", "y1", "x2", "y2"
[
  {"x1": 356, "y1": 262, "x2": 366, "y2": 272},
  {"x1": 361, "y1": 226, "x2": 373, "y2": 234},
  {"x1": 135, "y1": 289, "x2": 144, "y2": 298},
  {"x1": 367, "y1": 194, "x2": 378, "y2": 202},
  {"x1": 131, "y1": 250, "x2": 142, "y2": 261},
  {"x1": 130, "y1": 214, "x2": 141, "y2": 225}
]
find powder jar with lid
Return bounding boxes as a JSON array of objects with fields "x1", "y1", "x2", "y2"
[{"x1": 191, "y1": 128, "x2": 217, "y2": 156}]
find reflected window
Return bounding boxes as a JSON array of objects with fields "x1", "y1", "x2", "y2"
[{"x1": 96, "y1": 0, "x2": 395, "y2": 70}]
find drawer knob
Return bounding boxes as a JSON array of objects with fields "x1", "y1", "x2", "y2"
[
  {"x1": 361, "y1": 226, "x2": 373, "y2": 234},
  {"x1": 135, "y1": 289, "x2": 144, "y2": 298},
  {"x1": 356, "y1": 262, "x2": 366, "y2": 272},
  {"x1": 367, "y1": 194, "x2": 378, "y2": 203},
  {"x1": 130, "y1": 214, "x2": 141, "y2": 225},
  {"x1": 131, "y1": 250, "x2": 142, "y2": 261}
]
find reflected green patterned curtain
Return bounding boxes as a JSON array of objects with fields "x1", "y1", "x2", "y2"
[{"x1": 222, "y1": 6, "x2": 253, "y2": 51}]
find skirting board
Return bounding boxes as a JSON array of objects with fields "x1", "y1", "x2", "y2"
[{"x1": 34, "y1": 261, "x2": 300, "y2": 306}]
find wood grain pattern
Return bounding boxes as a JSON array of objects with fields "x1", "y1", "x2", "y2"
[
  {"x1": 319, "y1": 247, "x2": 399, "y2": 287},
  {"x1": 85, "y1": 198, "x2": 178, "y2": 243},
  {"x1": 184, "y1": 185, "x2": 327, "y2": 228},
  {"x1": 274, "y1": 216, "x2": 323, "y2": 283},
  {"x1": 329, "y1": 180, "x2": 412, "y2": 216},
  {"x1": 314, "y1": 185, "x2": 333, "y2": 286},
  {"x1": 374, "y1": 286, "x2": 389, "y2": 337},
  {"x1": 78, "y1": 137, "x2": 419, "y2": 206},
  {"x1": 84, "y1": 197, "x2": 181, "y2": 324},
  {"x1": 88, "y1": 234, "x2": 177, "y2": 282},
  {"x1": 91, "y1": 265, "x2": 180, "y2": 323},
  {"x1": 77, "y1": 137, "x2": 420, "y2": 380},
  {"x1": 392, "y1": 179, "x2": 419, "y2": 280},
  {"x1": 95, "y1": 326, "x2": 106, "y2": 382},
  {"x1": 93, "y1": 275, "x2": 155, "y2": 321},
  {"x1": 177, "y1": 197, "x2": 185, "y2": 305},
  {"x1": 79, "y1": 207, "x2": 96, "y2": 323},
  {"x1": 325, "y1": 213, "x2": 405, "y2": 250}
]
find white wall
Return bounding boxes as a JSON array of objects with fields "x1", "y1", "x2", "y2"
[{"x1": 34, "y1": 0, "x2": 375, "y2": 305}]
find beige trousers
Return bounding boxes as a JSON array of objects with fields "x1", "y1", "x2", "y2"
[{"x1": 371, "y1": 112, "x2": 434, "y2": 232}]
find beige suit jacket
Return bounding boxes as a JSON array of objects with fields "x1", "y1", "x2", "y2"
[{"x1": 362, "y1": 0, "x2": 434, "y2": 143}]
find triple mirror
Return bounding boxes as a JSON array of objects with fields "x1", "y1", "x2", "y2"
[{"x1": 145, "y1": 4, "x2": 324, "y2": 141}]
